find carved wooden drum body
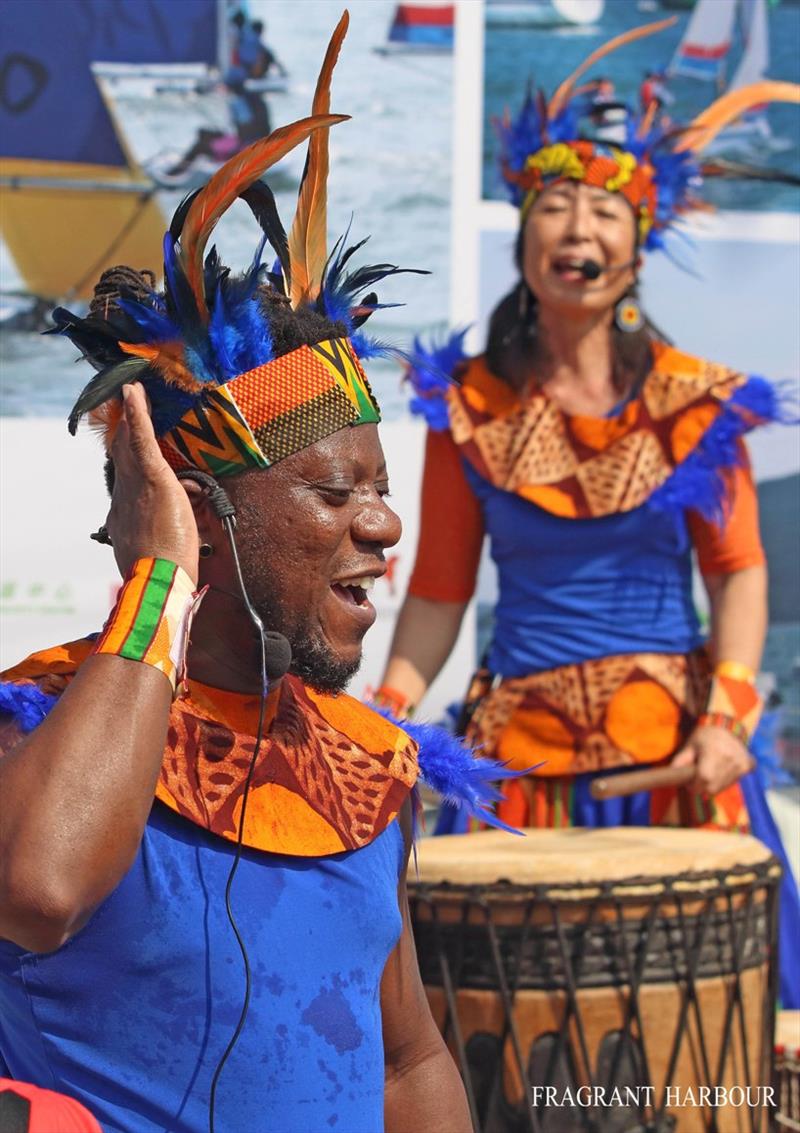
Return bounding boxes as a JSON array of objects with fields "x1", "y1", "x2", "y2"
[{"x1": 409, "y1": 828, "x2": 780, "y2": 1133}]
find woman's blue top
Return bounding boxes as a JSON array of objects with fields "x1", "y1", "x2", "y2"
[
  {"x1": 464, "y1": 463, "x2": 704, "y2": 677},
  {"x1": 0, "y1": 802, "x2": 404, "y2": 1133}
]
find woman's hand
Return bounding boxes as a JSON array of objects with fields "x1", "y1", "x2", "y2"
[
  {"x1": 106, "y1": 384, "x2": 200, "y2": 584},
  {"x1": 671, "y1": 725, "x2": 754, "y2": 797}
]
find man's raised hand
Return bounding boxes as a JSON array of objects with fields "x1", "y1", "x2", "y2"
[{"x1": 107, "y1": 384, "x2": 200, "y2": 585}]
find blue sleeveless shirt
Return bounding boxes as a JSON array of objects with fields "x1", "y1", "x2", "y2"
[{"x1": 0, "y1": 802, "x2": 404, "y2": 1133}]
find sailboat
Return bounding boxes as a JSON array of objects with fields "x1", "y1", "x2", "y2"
[
  {"x1": 668, "y1": 0, "x2": 787, "y2": 152},
  {"x1": 374, "y1": 4, "x2": 455, "y2": 54},
  {"x1": 668, "y1": 0, "x2": 737, "y2": 87},
  {"x1": 0, "y1": 0, "x2": 227, "y2": 311}
]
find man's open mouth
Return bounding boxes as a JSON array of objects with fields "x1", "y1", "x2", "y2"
[{"x1": 330, "y1": 576, "x2": 376, "y2": 608}]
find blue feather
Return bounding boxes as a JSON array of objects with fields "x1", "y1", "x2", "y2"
[
  {"x1": 0, "y1": 681, "x2": 57, "y2": 734},
  {"x1": 649, "y1": 376, "x2": 797, "y2": 523},
  {"x1": 371, "y1": 705, "x2": 532, "y2": 835},
  {"x1": 405, "y1": 328, "x2": 469, "y2": 432}
]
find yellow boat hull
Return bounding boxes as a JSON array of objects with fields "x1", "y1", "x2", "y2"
[{"x1": 0, "y1": 158, "x2": 166, "y2": 302}]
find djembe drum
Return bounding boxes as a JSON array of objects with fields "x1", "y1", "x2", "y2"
[
  {"x1": 409, "y1": 828, "x2": 780, "y2": 1133},
  {"x1": 775, "y1": 1012, "x2": 800, "y2": 1131}
]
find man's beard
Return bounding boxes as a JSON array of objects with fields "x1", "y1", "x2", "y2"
[{"x1": 239, "y1": 560, "x2": 361, "y2": 694}]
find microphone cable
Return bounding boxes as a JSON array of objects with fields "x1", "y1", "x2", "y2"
[{"x1": 175, "y1": 470, "x2": 291, "y2": 1133}]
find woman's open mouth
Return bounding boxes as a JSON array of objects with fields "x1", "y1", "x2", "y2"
[{"x1": 552, "y1": 256, "x2": 592, "y2": 283}]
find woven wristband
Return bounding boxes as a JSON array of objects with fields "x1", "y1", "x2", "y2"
[
  {"x1": 93, "y1": 557, "x2": 201, "y2": 696},
  {"x1": 372, "y1": 684, "x2": 413, "y2": 719},
  {"x1": 697, "y1": 669, "x2": 764, "y2": 746}
]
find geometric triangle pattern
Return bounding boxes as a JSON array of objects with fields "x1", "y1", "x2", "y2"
[
  {"x1": 158, "y1": 337, "x2": 380, "y2": 476},
  {"x1": 446, "y1": 343, "x2": 753, "y2": 519},
  {"x1": 463, "y1": 647, "x2": 713, "y2": 777}
]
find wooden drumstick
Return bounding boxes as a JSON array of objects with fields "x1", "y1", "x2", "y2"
[{"x1": 590, "y1": 765, "x2": 695, "y2": 800}]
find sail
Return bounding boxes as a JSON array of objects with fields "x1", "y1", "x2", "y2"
[
  {"x1": 0, "y1": 0, "x2": 218, "y2": 302},
  {"x1": 387, "y1": 4, "x2": 455, "y2": 48},
  {"x1": 730, "y1": 0, "x2": 769, "y2": 91},
  {"x1": 668, "y1": 0, "x2": 737, "y2": 83}
]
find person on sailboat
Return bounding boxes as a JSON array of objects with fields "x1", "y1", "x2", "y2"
[
  {"x1": 163, "y1": 74, "x2": 270, "y2": 181},
  {"x1": 228, "y1": 11, "x2": 287, "y2": 84},
  {"x1": 640, "y1": 69, "x2": 674, "y2": 115},
  {"x1": 376, "y1": 21, "x2": 800, "y2": 1009}
]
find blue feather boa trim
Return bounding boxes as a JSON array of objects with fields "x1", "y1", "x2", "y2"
[
  {"x1": 648, "y1": 375, "x2": 797, "y2": 524},
  {"x1": 405, "y1": 328, "x2": 470, "y2": 432},
  {"x1": 0, "y1": 682, "x2": 58, "y2": 734},
  {"x1": 371, "y1": 706, "x2": 531, "y2": 835}
]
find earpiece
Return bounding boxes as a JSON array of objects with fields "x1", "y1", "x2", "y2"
[{"x1": 175, "y1": 469, "x2": 237, "y2": 525}]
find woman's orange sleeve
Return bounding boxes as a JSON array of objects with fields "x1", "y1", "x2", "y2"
[
  {"x1": 687, "y1": 443, "x2": 766, "y2": 575},
  {"x1": 407, "y1": 428, "x2": 485, "y2": 602}
]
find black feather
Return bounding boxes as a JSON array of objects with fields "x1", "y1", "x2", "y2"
[
  {"x1": 240, "y1": 181, "x2": 291, "y2": 285},
  {"x1": 49, "y1": 307, "x2": 135, "y2": 371},
  {"x1": 169, "y1": 188, "x2": 203, "y2": 244},
  {"x1": 350, "y1": 291, "x2": 378, "y2": 328},
  {"x1": 68, "y1": 357, "x2": 152, "y2": 435}
]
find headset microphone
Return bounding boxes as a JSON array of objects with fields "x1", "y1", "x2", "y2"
[
  {"x1": 175, "y1": 469, "x2": 293, "y2": 681},
  {"x1": 580, "y1": 257, "x2": 638, "y2": 281}
]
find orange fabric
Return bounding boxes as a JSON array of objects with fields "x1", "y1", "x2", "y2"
[
  {"x1": 495, "y1": 774, "x2": 750, "y2": 833},
  {"x1": 1, "y1": 641, "x2": 419, "y2": 858},
  {"x1": 464, "y1": 649, "x2": 711, "y2": 777},
  {"x1": 688, "y1": 449, "x2": 766, "y2": 575},
  {"x1": 408, "y1": 427, "x2": 484, "y2": 603},
  {"x1": 0, "y1": 1079, "x2": 102, "y2": 1133},
  {"x1": 446, "y1": 346, "x2": 764, "y2": 520}
]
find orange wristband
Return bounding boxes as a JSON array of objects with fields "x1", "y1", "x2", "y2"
[{"x1": 371, "y1": 684, "x2": 413, "y2": 719}]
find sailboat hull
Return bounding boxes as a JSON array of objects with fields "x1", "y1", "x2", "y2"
[{"x1": 0, "y1": 158, "x2": 166, "y2": 302}]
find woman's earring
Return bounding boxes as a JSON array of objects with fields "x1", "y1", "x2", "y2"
[
  {"x1": 519, "y1": 282, "x2": 536, "y2": 340},
  {"x1": 199, "y1": 543, "x2": 214, "y2": 558},
  {"x1": 615, "y1": 295, "x2": 644, "y2": 333}
]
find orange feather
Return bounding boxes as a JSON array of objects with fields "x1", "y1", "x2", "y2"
[
  {"x1": 288, "y1": 11, "x2": 350, "y2": 308},
  {"x1": 88, "y1": 399, "x2": 124, "y2": 450},
  {"x1": 178, "y1": 112, "x2": 349, "y2": 321},
  {"x1": 119, "y1": 341, "x2": 204, "y2": 392},
  {"x1": 548, "y1": 18, "x2": 677, "y2": 120},
  {"x1": 674, "y1": 80, "x2": 800, "y2": 153}
]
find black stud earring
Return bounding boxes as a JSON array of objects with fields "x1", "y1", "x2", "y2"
[
  {"x1": 199, "y1": 543, "x2": 214, "y2": 558},
  {"x1": 90, "y1": 525, "x2": 112, "y2": 546}
]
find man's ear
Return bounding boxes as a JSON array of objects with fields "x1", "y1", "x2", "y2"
[{"x1": 180, "y1": 478, "x2": 221, "y2": 544}]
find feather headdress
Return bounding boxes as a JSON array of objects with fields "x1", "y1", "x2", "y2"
[
  {"x1": 55, "y1": 11, "x2": 424, "y2": 478},
  {"x1": 496, "y1": 18, "x2": 800, "y2": 251}
]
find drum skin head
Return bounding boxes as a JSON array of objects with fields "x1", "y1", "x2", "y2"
[{"x1": 413, "y1": 827, "x2": 772, "y2": 886}]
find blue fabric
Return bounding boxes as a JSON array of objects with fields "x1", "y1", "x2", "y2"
[
  {"x1": 739, "y1": 773, "x2": 800, "y2": 1009},
  {"x1": 464, "y1": 462, "x2": 704, "y2": 676},
  {"x1": 0, "y1": 803, "x2": 404, "y2": 1133}
]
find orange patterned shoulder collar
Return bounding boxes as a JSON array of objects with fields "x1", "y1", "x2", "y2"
[
  {"x1": 446, "y1": 344, "x2": 751, "y2": 519},
  {"x1": 2, "y1": 639, "x2": 419, "y2": 858}
]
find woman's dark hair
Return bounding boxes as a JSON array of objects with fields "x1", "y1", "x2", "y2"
[{"x1": 485, "y1": 227, "x2": 669, "y2": 396}]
